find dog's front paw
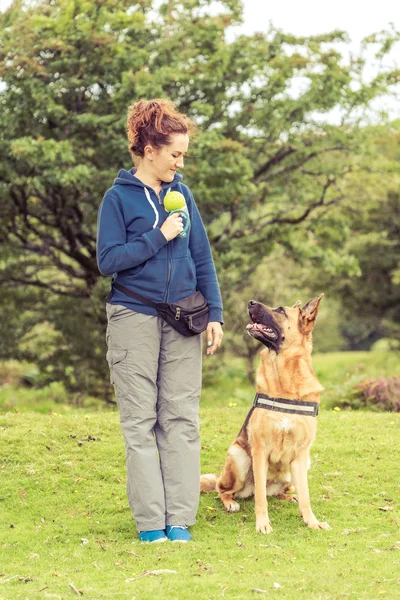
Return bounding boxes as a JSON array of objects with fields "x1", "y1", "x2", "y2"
[
  {"x1": 313, "y1": 521, "x2": 331, "y2": 530},
  {"x1": 226, "y1": 500, "x2": 240, "y2": 513},
  {"x1": 256, "y1": 517, "x2": 273, "y2": 534},
  {"x1": 307, "y1": 519, "x2": 331, "y2": 530}
]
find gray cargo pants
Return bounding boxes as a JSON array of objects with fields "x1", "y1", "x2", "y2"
[{"x1": 105, "y1": 303, "x2": 202, "y2": 532}]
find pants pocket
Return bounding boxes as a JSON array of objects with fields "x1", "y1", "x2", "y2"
[{"x1": 106, "y1": 349, "x2": 128, "y2": 391}]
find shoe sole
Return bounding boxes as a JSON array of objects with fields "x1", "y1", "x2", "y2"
[{"x1": 140, "y1": 537, "x2": 167, "y2": 543}]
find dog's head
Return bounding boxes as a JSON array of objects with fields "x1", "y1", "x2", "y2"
[{"x1": 246, "y1": 294, "x2": 324, "y2": 352}]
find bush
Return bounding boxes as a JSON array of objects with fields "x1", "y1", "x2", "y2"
[
  {"x1": 0, "y1": 360, "x2": 39, "y2": 387},
  {"x1": 343, "y1": 376, "x2": 400, "y2": 412}
]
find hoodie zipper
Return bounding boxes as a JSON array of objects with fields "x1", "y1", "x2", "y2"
[
  {"x1": 165, "y1": 245, "x2": 172, "y2": 302},
  {"x1": 161, "y1": 186, "x2": 172, "y2": 302},
  {"x1": 146, "y1": 185, "x2": 173, "y2": 302}
]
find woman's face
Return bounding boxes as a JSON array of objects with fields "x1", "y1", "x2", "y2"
[{"x1": 149, "y1": 133, "x2": 189, "y2": 183}]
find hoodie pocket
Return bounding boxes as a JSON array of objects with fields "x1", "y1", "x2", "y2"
[
  {"x1": 120, "y1": 256, "x2": 167, "y2": 302},
  {"x1": 126, "y1": 260, "x2": 147, "y2": 280},
  {"x1": 169, "y1": 257, "x2": 197, "y2": 300}
]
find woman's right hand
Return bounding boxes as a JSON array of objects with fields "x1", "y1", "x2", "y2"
[{"x1": 160, "y1": 212, "x2": 184, "y2": 241}]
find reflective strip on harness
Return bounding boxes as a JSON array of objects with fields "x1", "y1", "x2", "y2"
[{"x1": 253, "y1": 393, "x2": 319, "y2": 417}]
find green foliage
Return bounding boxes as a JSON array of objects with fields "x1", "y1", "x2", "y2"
[
  {"x1": 312, "y1": 350, "x2": 400, "y2": 410},
  {"x1": 2, "y1": 350, "x2": 399, "y2": 414},
  {"x1": 203, "y1": 350, "x2": 400, "y2": 411},
  {"x1": 340, "y1": 376, "x2": 400, "y2": 412},
  {"x1": 304, "y1": 124, "x2": 400, "y2": 349},
  {"x1": 0, "y1": 359, "x2": 39, "y2": 386},
  {"x1": 0, "y1": 380, "x2": 102, "y2": 413},
  {"x1": 371, "y1": 337, "x2": 400, "y2": 352},
  {"x1": 0, "y1": 408, "x2": 399, "y2": 598},
  {"x1": 1, "y1": 0, "x2": 400, "y2": 392},
  {"x1": 0, "y1": 360, "x2": 111, "y2": 412},
  {"x1": 338, "y1": 189, "x2": 400, "y2": 348}
]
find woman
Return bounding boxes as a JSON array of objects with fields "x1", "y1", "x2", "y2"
[{"x1": 96, "y1": 99, "x2": 223, "y2": 543}]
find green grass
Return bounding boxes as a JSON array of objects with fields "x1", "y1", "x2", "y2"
[
  {"x1": 0, "y1": 350, "x2": 399, "y2": 599},
  {"x1": 1, "y1": 406, "x2": 399, "y2": 600}
]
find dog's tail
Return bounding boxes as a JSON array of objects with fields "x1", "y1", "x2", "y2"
[{"x1": 200, "y1": 474, "x2": 218, "y2": 493}]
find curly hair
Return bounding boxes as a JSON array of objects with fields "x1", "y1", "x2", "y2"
[{"x1": 126, "y1": 98, "x2": 197, "y2": 159}]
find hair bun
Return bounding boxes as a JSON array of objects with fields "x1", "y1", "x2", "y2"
[{"x1": 126, "y1": 98, "x2": 196, "y2": 158}]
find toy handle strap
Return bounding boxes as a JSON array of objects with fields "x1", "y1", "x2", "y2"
[{"x1": 170, "y1": 208, "x2": 190, "y2": 237}]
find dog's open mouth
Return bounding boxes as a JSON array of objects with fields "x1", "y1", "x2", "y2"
[
  {"x1": 246, "y1": 301, "x2": 283, "y2": 351},
  {"x1": 246, "y1": 322, "x2": 278, "y2": 340}
]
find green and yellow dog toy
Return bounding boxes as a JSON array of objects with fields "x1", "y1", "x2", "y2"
[{"x1": 163, "y1": 191, "x2": 190, "y2": 238}]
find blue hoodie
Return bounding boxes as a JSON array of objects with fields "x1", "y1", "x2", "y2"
[{"x1": 96, "y1": 168, "x2": 223, "y2": 323}]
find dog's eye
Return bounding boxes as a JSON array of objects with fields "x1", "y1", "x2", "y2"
[{"x1": 274, "y1": 307, "x2": 287, "y2": 316}]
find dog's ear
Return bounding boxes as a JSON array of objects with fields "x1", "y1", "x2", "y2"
[
  {"x1": 299, "y1": 293, "x2": 324, "y2": 334},
  {"x1": 292, "y1": 300, "x2": 302, "y2": 308}
]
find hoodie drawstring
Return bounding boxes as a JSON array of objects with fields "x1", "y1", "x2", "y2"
[
  {"x1": 144, "y1": 187, "x2": 159, "y2": 229},
  {"x1": 144, "y1": 187, "x2": 171, "y2": 229}
]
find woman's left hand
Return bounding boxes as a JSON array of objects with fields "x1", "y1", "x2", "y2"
[{"x1": 206, "y1": 322, "x2": 224, "y2": 355}]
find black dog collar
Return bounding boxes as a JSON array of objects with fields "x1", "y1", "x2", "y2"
[{"x1": 253, "y1": 393, "x2": 319, "y2": 417}]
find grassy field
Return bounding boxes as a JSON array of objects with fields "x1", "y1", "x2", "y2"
[
  {"x1": 0, "y1": 350, "x2": 399, "y2": 599},
  {"x1": 1, "y1": 409, "x2": 399, "y2": 599}
]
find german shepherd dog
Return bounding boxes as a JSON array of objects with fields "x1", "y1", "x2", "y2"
[{"x1": 201, "y1": 294, "x2": 330, "y2": 533}]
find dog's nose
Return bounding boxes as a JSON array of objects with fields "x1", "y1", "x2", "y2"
[{"x1": 248, "y1": 300, "x2": 257, "y2": 308}]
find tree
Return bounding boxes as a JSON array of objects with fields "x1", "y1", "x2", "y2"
[
  {"x1": 295, "y1": 122, "x2": 400, "y2": 350},
  {"x1": 0, "y1": 0, "x2": 399, "y2": 395}
]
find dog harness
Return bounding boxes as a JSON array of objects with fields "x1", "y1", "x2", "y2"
[{"x1": 253, "y1": 393, "x2": 319, "y2": 417}]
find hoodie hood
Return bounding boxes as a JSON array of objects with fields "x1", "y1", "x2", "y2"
[{"x1": 113, "y1": 167, "x2": 183, "y2": 190}]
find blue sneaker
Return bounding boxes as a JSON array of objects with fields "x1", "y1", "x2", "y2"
[
  {"x1": 139, "y1": 529, "x2": 167, "y2": 543},
  {"x1": 166, "y1": 525, "x2": 192, "y2": 542}
]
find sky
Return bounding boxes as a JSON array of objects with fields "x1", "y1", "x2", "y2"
[{"x1": 239, "y1": 0, "x2": 399, "y2": 51}]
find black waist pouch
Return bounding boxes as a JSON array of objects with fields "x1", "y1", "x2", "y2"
[{"x1": 108, "y1": 282, "x2": 209, "y2": 337}]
